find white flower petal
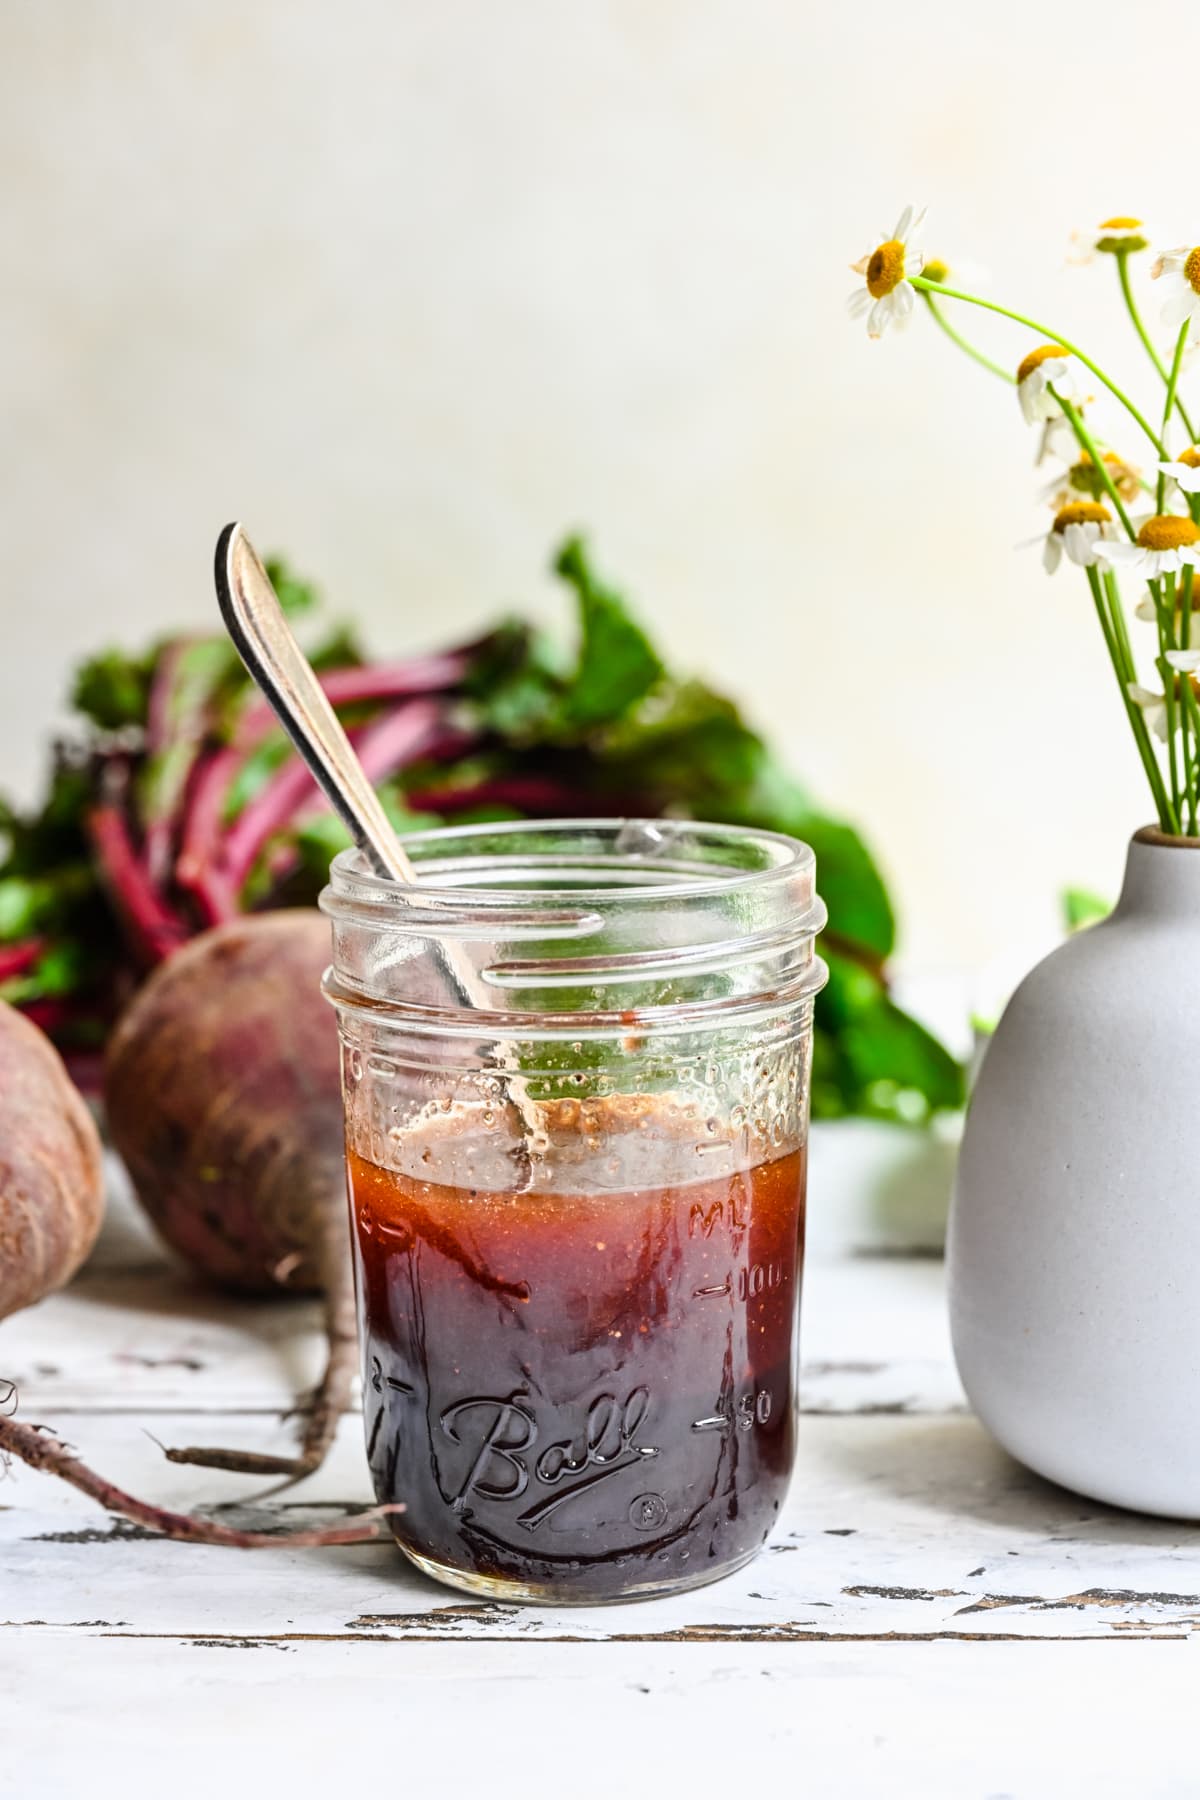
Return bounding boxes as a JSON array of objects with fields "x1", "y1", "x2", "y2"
[
  {"x1": 867, "y1": 295, "x2": 892, "y2": 339},
  {"x1": 893, "y1": 205, "x2": 914, "y2": 242},
  {"x1": 847, "y1": 287, "x2": 873, "y2": 318},
  {"x1": 904, "y1": 251, "x2": 923, "y2": 276},
  {"x1": 1135, "y1": 594, "x2": 1158, "y2": 621},
  {"x1": 1064, "y1": 523, "x2": 1100, "y2": 566},
  {"x1": 891, "y1": 281, "x2": 915, "y2": 322},
  {"x1": 1154, "y1": 251, "x2": 1189, "y2": 280},
  {"x1": 1095, "y1": 539, "x2": 1143, "y2": 567},
  {"x1": 1127, "y1": 683, "x2": 1171, "y2": 740},
  {"x1": 1162, "y1": 288, "x2": 1198, "y2": 329},
  {"x1": 1166, "y1": 650, "x2": 1200, "y2": 672},
  {"x1": 1043, "y1": 533, "x2": 1063, "y2": 573}
]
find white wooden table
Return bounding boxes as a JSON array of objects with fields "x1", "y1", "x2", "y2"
[{"x1": 3, "y1": 1125, "x2": 1198, "y2": 1800}]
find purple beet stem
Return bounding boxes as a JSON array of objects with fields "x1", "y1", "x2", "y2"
[
  {"x1": 87, "y1": 804, "x2": 190, "y2": 963},
  {"x1": 174, "y1": 657, "x2": 476, "y2": 923},
  {"x1": 0, "y1": 940, "x2": 46, "y2": 983}
]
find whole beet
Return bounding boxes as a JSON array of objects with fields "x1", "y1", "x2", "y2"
[
  {"x1": 0, "y1": 919, "x2": 389, "y2": 1539},
  {"x1": 104, "y1": 910, "x2": 356, "y2": 1480},
  {"x1": 105, "y1": 910, "x2": 342, "y2": 1293},
  {"x1": 0, "y1": 1001, "x2": 105, "y2": 1320}
]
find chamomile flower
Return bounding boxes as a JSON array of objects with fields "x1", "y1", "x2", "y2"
[
  {"x1": 1042, "y1": 502, "x2": 1114, "y2": 573},
  {"x1": 1042, "y1": 450, "x2": 1141, "y2": 508},
  {"x1": 1068, "y1": 216, "x2": 1150, "y2": 265},
  {"x1": 1096, "y1": 216, "x2": 1150, "y2": 256},
  {"x1": 1157, "y1": 447, "x2": 1200, "y2": 496},
  {"x1": 1096, "y1": 514, "x2": 1200, "y2": 578},
  {"x1": 848, "y1": 205, "x2": 926, "y2": 339},
  {"x1": 1127, "y1": 683, "x2": 1170, "y2": 741},
  {"x1": 1017, "y1": 344, "x2": 1074, "y2": 425},
  {"x1": 1152, "y1": 246, "x2": 1200, "y2": 330}
]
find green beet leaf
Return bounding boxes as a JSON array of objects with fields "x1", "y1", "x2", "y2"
[{"x1": 553, "y1": 536, "x2": 664, "y2": 730}]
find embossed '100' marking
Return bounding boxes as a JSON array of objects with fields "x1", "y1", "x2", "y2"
[{"x1": 738, "y1": 1260, "x2": 786, "y2": 1299}]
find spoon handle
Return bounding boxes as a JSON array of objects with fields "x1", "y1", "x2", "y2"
[
  {"x1": 215, "y1": 523, "x2": 418, "y2": 886},
  {"x1": 215, "y1": 522, "x2": 540, "y2": 1174}
]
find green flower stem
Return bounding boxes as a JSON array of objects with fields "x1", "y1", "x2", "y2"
[
  {"x1": 919, "y1": 291, "x2": 1014, "y2": 382},
  {"x1": 911, "y1": 275, "x2": 1164, "y2": 455},
  {"x1": 1157, "y1": 324, "x2": 1191, "y2": 513},
  {"x1": 1049, "y1": 387, "x2": 1136, "y2": 540},
  {"x1": 1087, "y1": 566, "x2": 1176, "y2": 830},
  {"x1": 1162, "y1": 572, "x2": 1190, "y2": 822},
  {"x1": 1181, "y1": 655, "x2": 1200, "y2": 836},
  {"x1": 1101, "y1": 567, "x2": 1140, "y2": 683},
  {"x1": 1182, "y1": 566, "x2": 1195, "y2": 650},
  {"x1": 1167, "y1": 568, "x2": 1200, "y2": 833},
  {"x1": 1162, "y1": 657, "x2": 1181, "y2": 820},
  {"x1": 1116, "y1": 251, "x2": 1197, "y2": 443}
]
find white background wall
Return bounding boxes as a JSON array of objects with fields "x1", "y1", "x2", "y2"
[{"x1": 2, "y1": 0, "x2": 1194, "y2": 971}]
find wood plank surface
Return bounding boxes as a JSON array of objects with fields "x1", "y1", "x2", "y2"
[{"x1": 3, "y1": 1127, "x2": 1198, "y2": 1800}]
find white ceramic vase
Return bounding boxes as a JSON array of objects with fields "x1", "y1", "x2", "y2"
[{"x1": 948, "y1": 827, "x2": 1200, "y2": 1517}]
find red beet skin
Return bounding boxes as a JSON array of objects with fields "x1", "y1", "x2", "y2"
[
  {"x1": 104, "y1": 911, "x2": 345, "y2": 1295},
  {"x1": 0, "y1": 1001, "x2": 105, "y2": 1320}
]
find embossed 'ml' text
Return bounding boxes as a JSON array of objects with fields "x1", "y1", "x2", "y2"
[
  {"x1": 688, "y1": 1186, "x2": 749, "y2": 1239},
  {"x1": 440, "y1": 1387, "x2": 660, "y2": 1531}
]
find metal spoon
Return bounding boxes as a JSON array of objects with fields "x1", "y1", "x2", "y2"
[
  {"x1": 214, "y1": 522, "x2": 538, "y2": 1160},
  {"x1": 216, "y1": 523, "x2": 429, "y2": 896}
]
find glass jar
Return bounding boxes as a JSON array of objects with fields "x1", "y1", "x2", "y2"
[{"x1": 321, "y1": 819, "x2": 826, "y2": 1605}]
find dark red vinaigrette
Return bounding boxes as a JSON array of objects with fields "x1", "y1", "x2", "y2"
[{"x1": 348, "y1": 1098, "x2": 806, "y2": 1600}]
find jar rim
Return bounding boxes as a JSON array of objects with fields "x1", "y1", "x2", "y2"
[
  {"x1": 322, "y1": 817, "x2": 819, "y2": 913},
  {"x1": 321, "y1": 818, "x2": 828, "y2": 1036}
]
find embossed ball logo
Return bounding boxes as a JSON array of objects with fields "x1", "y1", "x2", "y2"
[{"x1": 438, "y1": 1387, "x2": 662, "y2": 1532}]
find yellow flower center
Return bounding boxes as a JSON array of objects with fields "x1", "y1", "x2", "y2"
[
  {"x1": 1017, "y1": 343, "x2": 1068, "y2": 384},
  {"x1": 865, "y1": 239, "x2": 907, "y2": 299},
  {"x1": 921, "y1": 257, "x2": 949, "y2": 284},
  {"x1": 1066, "y1": 453, "x2": 1136, "y2": 500},
  {"x1": 1096, "y1": 215, "x2": 1148, "y2": 254},
  {"x1": 1053, "y1": 502, "x2": 1110, "y2": 533},
  {"x1": 1137, "y1": 514, "x2": 1200, "y2": 550},
  {"x1": 1179, "y1": 448, "x2": 1200, "y2": 469},
  {"x1": 1185, "y1": 248, "x2": 1200, "y2": 295}
]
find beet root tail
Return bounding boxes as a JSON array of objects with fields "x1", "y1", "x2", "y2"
[
  {"x1": 0, "y1": 1386, "x2": 400, "y2": 1549},
  {"x1": 161, "y1": 1221, "x2": 359, "y2": 1491}
]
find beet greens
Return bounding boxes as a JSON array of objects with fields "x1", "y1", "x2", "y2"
[{"x1": 0, "y1": 538, "x2": 962, "y2": 1123}]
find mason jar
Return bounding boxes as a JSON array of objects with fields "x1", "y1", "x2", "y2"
[{"x1": 320, "y1": 818, "x2": 826, "y2": 1604}]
